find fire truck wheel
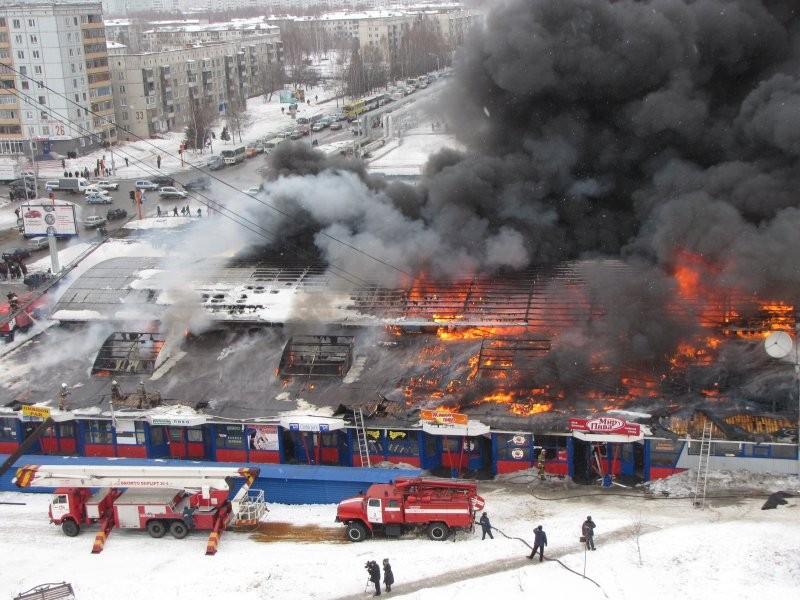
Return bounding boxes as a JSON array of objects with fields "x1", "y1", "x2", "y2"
[
  {"x1": 426, "y1": 522, "x2": 450, "y2": 541},
  {"x1": 169, "y1": 521, "x2": 189, "y2": 539},
  {"x1": 146, "y1": 520, "x2": 167, "y2": 538},
  {"x1": 346, "y1": 522, "x2": 367, "y2": 542},
  {"x1": 61, "y1": 519, "x2": 80, "y2": 537}
]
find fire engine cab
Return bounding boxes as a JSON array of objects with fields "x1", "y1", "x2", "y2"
[
  {"x1": 13, "y1": 464, "x2": 267, "y2": 554},
  {"x1": 336, "y1": 477, "x2": 484, "y2": 542}
]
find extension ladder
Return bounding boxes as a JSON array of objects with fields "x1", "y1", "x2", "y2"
[
  {"x1": 692, "y1": 420, "x2": 714, "y2": 508},
  {"x1": 354, "y1": 408, "x2": 371, "y2": 468}
]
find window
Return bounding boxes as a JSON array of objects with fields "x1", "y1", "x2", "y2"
[
  {"x1": 32, "y1": 50, "x2": 40, "y2": 59},
  {"x1": 83, "y1": 419, "x2": 113, "y2": 444},
  {"x1": 41, "y1": 125, "x2": 49, "y2": 136},
  {"x1": 28, "y1": 19, "x2": 35, "y2": 27},
  {"x1": 34, "y1": 66, "x2": 41, "y2": 75},
  {"x1": 19, "y1": 66, "x2": 26, "y2": 75},
  {"x1": 0, "y1": 18, "x2": 5, "y2": 27},
  {"x1": 119, "y1": 85, "x2": 125, "y2": 93},
  {"x1": 40, "y1": 111, "x2": 47, "y2": 120},
  {"x1": 21, "y1": 81, "x2": 28, "y2": 90},
  {"x1": 150, "y1": 426, "x2": 165, "y2": 445},
  {"x1": 12, "y1": 19, "x2": 20, "y2": 29},
  {"x1": 38, "y1": 96, "x2": 45, "y2": 105},
  {"x1": 14, "y1": 35, "x2": 22, "y2": 44},
  {"x1": 29, "y1": 35, "x2": 37, "y2": 44},
  {"x1": 16, "y1": 50, "x2": 24, "y2": 60},
  {"x1": 0, "y1": 417, "x2": 18, "y2": 442},
  {"x1": 187, "y1": 427, "x2": 203, "y2": 443}
]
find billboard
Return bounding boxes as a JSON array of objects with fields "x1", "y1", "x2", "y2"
[{"x1": 20, "y1": 202, "x2": 78, "y2": 237}]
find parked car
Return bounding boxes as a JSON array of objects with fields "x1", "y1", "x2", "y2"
[
  {"x1": 135, "y1": 180, "x2": 159, "y2": 191},
  {"x1": 83, "y1": 215, "x2": 107, "y2": 229},
  {"x1": 242, "y1": 186, "x2": 262, "y2": 195},
  {"x1": 311, "y1": 121, "x2": 327, "y2": 132},
  {"x1": 184, "y1": 176, "x2": 211, "y2": 191},
  {"x1": 329, "y1": 121, "x2": 343, "y2": 131},
  {"x1": 289, "y1": 129, "x2": 304, "y2": 140},
  {"x1": 106, "y1": 207, "x2": 128, "y2": 220},
  {"x1": 245, "y1": 147, "x2": 258, "y2": 159},
  {"x1": 84, "y1": 185, "x2": 111, "y2": 197},
  {"x1": 2, "y1": 246, "x2": 32, "y2": 260},
  {"x1": 151, "y1": 174, "x2": 175, "y2": 187},
  {"x1": 86, "y1": 193, "x2": 113, "y2": 205},
  {"x1": 27, "y1": 237, "x2": 50, "y2": 251},
  {"x1": 95, "y1": 179, "x2": 119, "y2": 191},
  {"x1": 158, "y1": 186, "x2": 188, "y2": 200}
]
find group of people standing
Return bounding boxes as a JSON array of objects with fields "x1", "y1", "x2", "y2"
[
  {"x1": 365, "y1": 558, "x2": 394, "y2": 596},
  {"x1": 478, "y1": 511, "x2": 597, "y2": 562},
  {"x1": 1, "y1": 255, "x2": 27, "y2": 280}
]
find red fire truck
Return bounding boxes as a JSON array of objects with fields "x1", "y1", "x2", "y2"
[
  {"x1": 0, "y1": 291, "x2": 44, "y2": 342},
  {"x1": 336, "y1": 477, "x2": 485, "y2": 542},
  {"x1": 13, "y1": 464, "x2": 267, "y2": 554}
]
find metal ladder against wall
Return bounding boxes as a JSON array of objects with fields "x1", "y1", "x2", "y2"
[
  {"x1": 692, "y1": 420, "x2": 714, "y2": 508},
  {"x1": 354, "y1": 409, "x2": 371, "y2": 468}
]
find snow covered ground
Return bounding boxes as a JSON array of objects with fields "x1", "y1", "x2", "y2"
[{"x1": 1, "y1": 469, "x2": 797, "y2": 600}]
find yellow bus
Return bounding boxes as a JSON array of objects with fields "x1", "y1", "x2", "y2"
[{"x1": 343, "y1": 99, "x2": 366, "y2": 120}]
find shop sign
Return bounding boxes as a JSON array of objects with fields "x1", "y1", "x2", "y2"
[
  {"x1": 511, "y1": 448, "x2": 525, "y2": 460},
  {"x1": 420, "y1": 410, "x2": 468, "y2": 427},
  {"x1": 569, "y1": 417, "x2": 640, "y2": 436}
]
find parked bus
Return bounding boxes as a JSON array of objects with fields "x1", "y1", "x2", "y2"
[
  {"x1": 343, "y1": 99, "x2": 366, "y2": 120},
  {"x1": 221, "y1": 145, "x2": 246, "y2": 165}
]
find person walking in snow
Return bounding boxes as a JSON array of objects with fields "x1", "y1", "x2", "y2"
[
  {"x1": 366, "y1": 560, "x2": 381, "y2": 596},
  {"x1": 173, "y1": 206, "x2": 178, "y2": 217},
  {"x1": 382, "y1": 559, "x2": 394, "y2": 593},
  {"x1": 479, "y1": 511, "x2": 494, "y2": 540},
  {"x1": 528, "y1": 525, "x2": 547, "y2": 562},
  {"x1": 156, "y1": 154, "x2": 162, "y2": 169},
  {"x1": 156, "y1": 205, "x2": 161, "y2": 217},
  {"x1": 582, "y1": 516, "x2": 596, "y2": 551}
]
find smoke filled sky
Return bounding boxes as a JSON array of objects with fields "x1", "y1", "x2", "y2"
[
  {"x1": 254, "y1": 0, "x2": 800, "y2": 305},
  {"x1": 236, "y1": 0, "x2": 800, "y2": 409}
]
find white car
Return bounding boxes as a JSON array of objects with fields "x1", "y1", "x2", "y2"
[
  {"x1": 84, "y1": 185, "x2": 111, "y2": 197},
  {"x1": 94, "y1": 180, "x2": 119, "y2": 191},
  {"x1": 242, "y1": 186, "x2": 262, "y2": 196}
]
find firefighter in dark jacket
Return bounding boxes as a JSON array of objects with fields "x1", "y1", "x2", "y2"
[
  {"x1": 382, "y1": 558, "x2": 394, "y2": 593},
  {"x1": 479, "y1": 511, "x2": 494, "y2": 540},
  {"x1": 528, "y1": 525, "x2": 547, "y2": 561},
  {"x1": 582, "y1": 516, "x2": 596, "y2": 550},
  {"x1": 366, "y1": 560, "x2": 381, "y2": 596}
]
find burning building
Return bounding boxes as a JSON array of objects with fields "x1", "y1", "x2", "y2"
[{"x1": 2, "y1": 0, "x2": 800, "y2": 481}]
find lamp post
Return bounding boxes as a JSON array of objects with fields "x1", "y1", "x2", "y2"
[{"x1": 764, "y1": 330, "x2": 800, "y2": 475}]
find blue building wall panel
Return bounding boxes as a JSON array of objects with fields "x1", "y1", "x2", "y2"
[{"x1": 0, "y1": 454, "x2": 420, "y2": 504}]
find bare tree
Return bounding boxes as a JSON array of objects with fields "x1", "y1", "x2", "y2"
[
  {"x1": 258, "y1": 59, "x2": 285, "y2": 102},
  {"x1": 225, "y1": 98, "x2": 252, "y2": 144},
  {"x1": 184, "y1": 99, "x2": 217, "y2": 152},
  {"x1": 625, "y1": 514, "x2": 646, "y2": 566}
]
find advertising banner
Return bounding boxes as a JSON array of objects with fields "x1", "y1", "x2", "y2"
[
  {"x1": 245, "y1": 425, "x2": 279, "y2": 451},
  {"x1": 21, "y1": 202, "x2": 77, "y2": 237},
  {"x1": 569, "y1": 417, "x2": 641, "y2": 436}
]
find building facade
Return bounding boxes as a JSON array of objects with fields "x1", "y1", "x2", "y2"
[
  {"x1": 0, "y1": 2, "x2": 116, "y2": 158},
  {"x1": 108, "y1": 32, "x2": 281, "y2": 138}
]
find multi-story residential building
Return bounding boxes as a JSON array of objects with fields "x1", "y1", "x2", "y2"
[
  {"x1": 107, "y1": 32, "x2": 281, "y2": 138},
  {"x1": 0, "y1": 2, "x2": 116, "y2": 158}
]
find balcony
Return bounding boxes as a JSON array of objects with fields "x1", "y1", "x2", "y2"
[{"x1": 142, "y1": 68, "x2": 154, "y2": 83}]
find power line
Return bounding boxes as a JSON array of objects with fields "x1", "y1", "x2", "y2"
[{"x1": 3, "y1": 61, "x2": 411, "y2": 287}]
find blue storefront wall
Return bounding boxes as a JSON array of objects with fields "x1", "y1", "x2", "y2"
[{"x1": 0, "y1": 454, "x2": 420, "y2": 505}]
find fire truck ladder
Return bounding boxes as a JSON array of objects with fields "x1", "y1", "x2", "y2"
[
  {"x1": 354, "y1": 408, "x2": 371, "y2": 468},
  {"x1": 692, "y1": 420, "x2": 714, "y2": 508}
]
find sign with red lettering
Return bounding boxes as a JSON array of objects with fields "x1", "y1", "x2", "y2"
[
  {"x1": 420, "y1": 410, "x2": 469, "y2": 426},
  {"x1": 569, "y1": 417, "x2": 640, "y2": 436}
]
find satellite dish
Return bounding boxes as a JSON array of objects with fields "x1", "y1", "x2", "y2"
[{"x1": 765, "y1": 331, "x2": 793, "y2": 359}]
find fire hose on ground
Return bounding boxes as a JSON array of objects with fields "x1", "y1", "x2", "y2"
[{"x1": 484, "y1": 523, "x2": 610, "y2": 598}]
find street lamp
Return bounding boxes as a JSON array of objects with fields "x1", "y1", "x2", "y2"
[
  {"x1": 764, "y1": 330, "x2": 800, "y2": 475},
  {"x1": 428, "y1": 53, "x2": 440, "y2": 72}
]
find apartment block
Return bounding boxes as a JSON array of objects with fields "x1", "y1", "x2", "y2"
[
  {"x1": 108, "y1": 33, "x2": 281, "y2": 138},
  {"x1": 0, "y1": 2, "x2": 116, "y2": 158}
]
